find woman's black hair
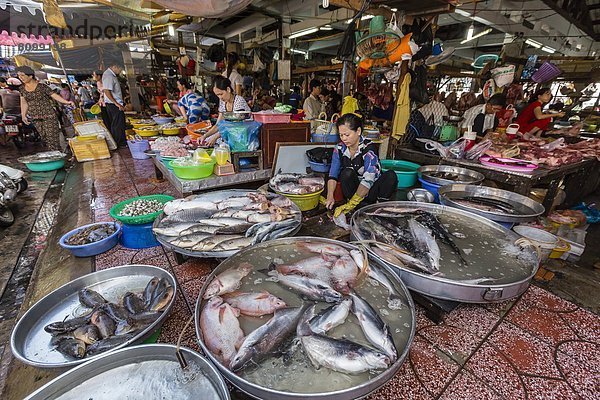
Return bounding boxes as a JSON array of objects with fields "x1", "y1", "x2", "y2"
[
  {"x1": 226, "y1": 52, "x2": 239, "y2": 79},
  {"x1": 336, "y1": 113, "x2": 363, "y2": 132},
  {"x1": 530, "y1": 87, "x2": 552, "y2": 103},
  {"x1": 177, "y1": 78, "x2": 191, "y2": 90},
  {"x1": 213, "y1": 75, "x2": 232, "y2": 92},
  {"x1": 61, "y1": 83, "x2": 68, "y2": 88},
  {"x1": 487, "y1": 93, "x2": 506, "y2": 107}
]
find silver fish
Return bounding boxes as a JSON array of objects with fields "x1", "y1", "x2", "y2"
[
  {"x1": 195, "y1": 217, "x2": 250, "y2": 227},
  {"x1": 199, "y1": 296, "x2": 245, "y2": 366},
  {"x1": 222, "y1": 291, "x2": 287, "y2": 317},
  {"x1": 300, "y1": 334, "x2": 390, "y2": 374},
  {"x1": 166, "y1": 234, "x2": 211, "y2": 249},
  {"x1": 369, "y1": 242, "x2": 436, "y2": 275},
  {"x1": 192, "y1": 235, "x2": 245, "y2": 252},
  {"x1": 264, "y1": 269, "x2": 342, "y2": 303},
  {"x1": 179, "y1": 225, "x2": 225, "y2": 236},
  {"x1": 408, "y1": 219, "x2": 441, "y2": 272},
  {"x1": 330, "y1": 254, "x2": 359, "y2": 294},
  {"x1": 203, "y1": 262, "x2": 253, "y2": 299},
  {"x1": 163, "y1": 200, "x2": 217, "y2": 215},
  {"x1": 212, "y1": 236, "x2": 254, "y2": 251},
  {"x1": 152, "y1": 222, "x2": 199, "y2": 237},
  {"x1": 296, "y1": 242, "x2": 351, "y2": 257},
  {"x1": 309, "y1": 298, "x2": 352, "y2": 334},
  {"x1": 252, "y1": 219, "x2": 298, "y2": 244},
  {"x1": 273, "y1": 256, "x2": 334, "y2": 282},
  {"x1": 350, "y1": 292, "x2": 397, "y2": 362},
  {"x1": 229, "y1": 305, "x2": 307, "y2": 371}
]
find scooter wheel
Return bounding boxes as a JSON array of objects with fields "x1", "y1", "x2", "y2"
[
  {"x1": 13, "y1": 135, "x2": 25, "y2": 149},
  {"x1": 17, "y1": 178, "x2": 28, "y2": 193},
  {"x1": 0, "y1": 207, "x2": 14, "y2": 227}
]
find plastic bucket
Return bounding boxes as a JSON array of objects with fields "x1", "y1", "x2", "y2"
[
  {"x1": 418, "y1": 177, "x2": 442, "y2": 203},
  {"x1": 308, "y1": 160, "x2": 331, "y2": 173},
  {"x1": 549, "y1": 238, "x2": 571, "y2": 259},
  {"x1": 513, "y1": 225, "x2": 558, "y2": 263},
  {"x1": 121, "y1": 222, "x2": 159, "y2": 249},
  {"x1": 59, "y1": 222, "x2": 121, "y2": 257},
  {"x1": 127, "y1": 140, "x2": 150, "y2": 160},
  {"x1": 278, "y1": 190, "x2": 323, "y2": 212},
  {"x1": 381, "y1": 160, "x2": 420, "y2": 188}
]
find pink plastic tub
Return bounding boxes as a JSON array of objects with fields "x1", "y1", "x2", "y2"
[{"x1": 252, "y1": 112, "x2": 291, "y2": 124}]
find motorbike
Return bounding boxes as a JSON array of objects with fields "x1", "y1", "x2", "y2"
[
  {"x1": 1, "y1": 114, "x2": 41, "y2": 149},
  {"x1": 0, "y1": 164, "x2": 27, "y2": 227}
]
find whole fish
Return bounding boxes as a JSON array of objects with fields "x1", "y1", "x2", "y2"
[
  {"x1": 148, "y1": 286, "x2": 174, "y2": 312},
  {"x1": 413, "y1": 210, "x2": 467, "y2": 263},
  {"x1": 99, "y1": 302, "x2": 131, "y2": 323},
  {"x1": 162, "y1": 208, "x2": 217, "y2": 224},
  {"x1": 91, "y1": 310, "x2": 116, "y2": 339},
  {"x1": 163, "y1": 200, "x2": 218, "y2": 215},
  {"x1": 166, "y1": 234, "x2": 211, "y2": 249},
  {"x1": 263, "y1": 223, "x2": 300, "y2": 242},
  {"x1": 309, "y1": 298, "x2": 352, "y2": 334},
  {"x1": 85, "y1": 334, "x2": 135, "y2": 356},
  {"x1": 364, "y1": 259, "x2": 405, "y2": 305},
  {"x1": 366, "y1": 215, "x2": 418, "y2": 255},
  {"x1": 263, "y1": 269, "x2": 342, "y2": 303},
  {"x1": 152, "y1": 222, "x2": 199, "y2": 237},
  {"x1": 44, "y1": 314, "x2": 91, "y2": 335},
  {"x1": 222, "y1": 291, "x2": 287, "y2": 317},
  {"x1": 230, "y1": 305, "x2": 307, "y2": 371},
  {"x1": 178, "y1": 225, "x2": 225, "y2": 236},
  {"x1": 73, "y1": 325, "x2": 101, "y2": 345},
  {"x1": 143, "y1": 277, "x2": 159, "y2": 305},
  {"x1": 270, "y1": 196, "x2": 294, "y2": 208},
  {"x1": 203, "y1": 262, "x2": 253, "y2": 299},
  {"x1": 273, "y1": 256, "x2": 334, "y2": 282},
  {"x1": 367, "y1": 241, "x2": 436, "y2": 275},
  {"x1": 350, "y1": 292, "x2": 397, "y2": 362},
  {"x1": 296, "y1": 242, "x2": 350, "y2": 257},
  {"x1": 192, "y1": 235, "x2": 245, "y2": 252},
  {"x1": 53, "y1": 337, "x2": 86, "y2": 359},
  {"x1": 195, "y1": 217, "x2": 250, "y2": 227},
  {"x1": 298, "y1": 177, "x2": 325, "y2": 186},
  {"x1": 408, "y1": 218, "x2": 441, "y2": 272},
  {"x1": 330, "y1": 255, "x2": 359, "y2": 294},
  {"x1": 212, "y1": 236, "x2": 254, "y2": 252},
  {"x1": 114, "y1": 311, "x2": 161, "y2": 335},
  {"x1": 300, "y1": 334, "x2": 390, "y2": 374},
  {"x1": 78, "y1": 288, "x2": 107, "y2": 308},
  {"x1": 251, "y1": 219, "x2": 298, "y2": 244},
  {"x1": 199, "y1": 296, "x2": 245, "y2": 366}
]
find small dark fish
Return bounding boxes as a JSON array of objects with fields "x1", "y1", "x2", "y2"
[
  {"x1": 122, "y1": 292, "x2": 146, "y2": 314},
  {"x1": 100, "y1": 303, "x2": 132, "y2": 322},
  {"x1": 461, "y1": 196, "x2": 517, "y2": 214},
  {"x1": 115, "y1": 311, "x2": 161, "y2": 335},
  {"x1": 73, "y1": 325, "x2": 101, "y2": 345},
  {"x1": 148, "y1": 286, "x2": 174, "y2": 312},
  {"x1": 143, "y1": 277, "x2": 160, "y2": 305},
  {"x1": 413, "y1": 210, "x2": 467, "y2": 263},
  {"x1": 85, "y1": 334, "x2": 135, "y2": 356},
  {"x1": 53, "y1": 337, "x2": 86, "y2": 359},
  {"x1": 91, "y1": 310, "x2": 116, "y2": 339},
  {"x1": 145, "y1": 277, "x2": 169, "y2": 308},
  {"x1": 78, "y1": 288, "x2": 107, "y2": 308},
  {"x1": 44, "y1": 315, "x2": 91, "y2": 335}
]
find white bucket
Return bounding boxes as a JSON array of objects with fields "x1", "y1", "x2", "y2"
[
  {"x1": 513, "y1": 225, "x2": 559, "y2": 263},
  {"x1": 506, "y1": 123, "x2": 520, "y2": 135}
]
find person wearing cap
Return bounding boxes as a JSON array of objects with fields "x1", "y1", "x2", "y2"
[
  {"x1": 16, "y1": 66, "x2": 74, "y2": 151},
  {"x1": 102, "y1": 63, "x2": 126, "y2": 147},
  {"x1": 460, "y1": 93, "x2": 506, "y2": 137}
]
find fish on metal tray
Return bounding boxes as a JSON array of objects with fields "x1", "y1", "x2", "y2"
[
  {"x1": 199, "y1": 296, "x2": 245, "y2": 366},
  {"x1": 90, "y1": 310, "x2": 116, "y2": 339},
  {"x1": 362, "y1": 257, "x2": 405, "y2": 305},
  {"x1": 367, "y1": 241, "x2": 437, "y2": 275},
  {"x1": 296, "y1": 242, "x2": 351, "y2": 258},
  {"x1": 309, "y1": 298, "x2": 352, "y2": 335},
  {"x1": 247, "y1": 218, "x2": 298, "y2": 245},
  {"x1": 222, "y1": 291, "x2": 287, "y2": 317},
  {"x1": 78, "y1": 288, "x2": 107, "y2": 308},
  {"x1": 261, "y1": 267, "x2": 342, "y2": 303},
  {"x1": 152, "y1": 222, "x2": 201, "y2": 237},
  {"x1": 122, "y1": 292, "x2": 146, "y2": 315},
  {"x1": 349, "y1": 292, "x2": 397, "y2": 362},
  {"x1": 330, "y1": 254, "x2": 359, "y2": 294},
  {"x1": 408, "y1": 218, "x2": 441, "y2": 272},
  {"x1": 459, "y1": 196, "x2": 517, "y2": 214},
  {"x1": 203, "y1": 262, "x2": 253, "y2": 299},
  {"x1": 177, "y1": 225, "x2": 226, "y2": 237},
  {"x1": 211, "y1": 236, "x2": 254, "y2": 252},
  {"x1": 161, "y1": 208, "x2": 216, "y2": 223},
  {"x1": 192, "y1": 235, "x2": 245, "y2": 252},
  {"x1": 411, "y1": 210, "x2": 467, "y2": 263},
  {"x1": 44, "y1": 314, "x2": 92, "y2": 335},
  {"x1": 272, "y1": 255, "x2": 335, "y2": 283},
  {"x1": 85, "y1": 334, "x2": 135, "y2": 357},
  {"x1": 229, "y1": 305, "x2": 307, "y2": 371},
  {"x1": 52, "y1": 337, "x2": 86, "y2": 359},
  {"x1": 72, "y1": 325, "x2": 102, "y2": 345}
]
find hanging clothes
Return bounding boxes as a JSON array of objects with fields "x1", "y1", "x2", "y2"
[
  {"x1": 392, "y1": 73, "x2": 411, "y2": 140},
  {"x1": 341, "y1": 95, "x2": 359, "y2": 115}
]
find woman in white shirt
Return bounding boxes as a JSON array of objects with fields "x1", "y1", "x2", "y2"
[
  {"x1": 222, "y1": 52, "x2": 243, "y2": 95},
  {"x1": 201, "y1": 76, "x2": 251, "y2": 146}
]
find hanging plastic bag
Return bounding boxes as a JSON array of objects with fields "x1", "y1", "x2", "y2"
[
  {"x1": 386, "y1": 13, "x2": 403, "y2": 37},
  {"x1": 482, "y1": 79, "x2": 496, "y2": 100},
  {"x1": 216, "y1": 120, "x2": 261, "y2": 152},
  {"x1": 491, "y1": 65, "x2": 515, "y2": 88},
  {"x1": 496, "y1": 104, "x2": 516, "y2": 128}
]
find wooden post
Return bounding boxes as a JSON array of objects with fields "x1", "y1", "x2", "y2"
[{"x1": 121, "y1": 48, "x2": 141, "y2": 112}]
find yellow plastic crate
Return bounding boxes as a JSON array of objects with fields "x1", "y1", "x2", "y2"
[{"x1": 69, "y1": 137, "x2": 111, "y2": 162}]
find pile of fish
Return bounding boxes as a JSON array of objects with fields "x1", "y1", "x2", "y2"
[
  {"x1": 66, "y1": 223, "x2": 117, "y2": 245},
  {"x1": 199, "y1": 242, "x2": 399, "y2": 375},
  {"x1": 44, "y1": 277, "x2": 173, "y2": 359},
  {"x1": 269, "y1": 173, "x2": 324, "y2": 195},
  {"x1": 357, "y1": 207, "x2": 467, "y2": 276},
  {"x1": 119, "y1": 199, "x2": 165, "y2": 217},
  {"x1": 452, "y1": 196, "x2": 518, "y2": 214},
  {"x1": 154, "y1": 191, "x2": 301, "y2": 253}
]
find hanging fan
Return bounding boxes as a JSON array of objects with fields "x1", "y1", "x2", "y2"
[{"x1": 355, "y1": 16, "x2": 401, "y2": 60}]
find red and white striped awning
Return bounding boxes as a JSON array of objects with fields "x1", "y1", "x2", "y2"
[{"x1": 0, "y1": 30, "x2": 54, "y2": 46}]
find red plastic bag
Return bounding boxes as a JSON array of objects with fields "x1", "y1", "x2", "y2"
[{"x1": 496, "y1": 104, "x2": 515, "y2": 128}]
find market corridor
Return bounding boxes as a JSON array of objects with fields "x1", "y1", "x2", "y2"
[{"x1": 1, "y1": 150, "x2": 598, "y2": 399}]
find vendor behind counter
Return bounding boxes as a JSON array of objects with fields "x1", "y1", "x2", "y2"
[
  {"x1": 515, "y1": 87, "x2": 565, "y2": 136},
  {"x1": 460, "y1": 93, "x2": 506, "y2": 137}
]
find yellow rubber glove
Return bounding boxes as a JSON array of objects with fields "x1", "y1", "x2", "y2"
[
  {"x1": 319, "y1": 196, "x2": 328, "y2": 206},
  {"x1": 333, "y1": 193, "x2": 364, "y2": 218}
]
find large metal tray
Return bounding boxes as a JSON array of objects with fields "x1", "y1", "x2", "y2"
[
  {"x1": 24, "y1": 344, "x2": 230, "y2": 400},
  {"x1": 439, "y1": 184, "x2": 545, "y2": 223},
  {"x1": 154, "y1": 189, "x2": 302, "y2": 258},
  {"x1": 11, "y1": 265, "x2": 177, "y2": 368},
  {"x1": 351, "y1": 202, "x2": 539, "y2": 303},
  {"x1": 418, "y1": 165, "x2": 485, "y2": 186},
  {"x1": 195, "y1": 237, "x2": 416, "y2": 400}
]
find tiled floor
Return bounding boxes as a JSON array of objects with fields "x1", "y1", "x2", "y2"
[{"x1": 91, "y1": 150, "x2": 600, "y2": 399}]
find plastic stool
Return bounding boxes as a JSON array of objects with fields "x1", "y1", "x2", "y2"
[{"x1": 120, "y1": 222, "x2": 159, "y2": 249}]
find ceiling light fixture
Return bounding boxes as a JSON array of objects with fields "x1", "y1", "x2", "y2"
[
  {"x1": 168, "y1": 25, "x2": 175, "y2": 36},
  {"x1": 460, "y1": 28, "x2": 492, "y2": 44},
  {"x1": 289, "y1": 27, "x2": 319, "y2": 39},
  {"x1": 466, "y1": 24, "x2": 474, "y2": 41},
  {"x1": 525, "y1": 39, "x2": 542, "y2": 48},
  {"x1": 320, "y1": 25, "x2": 333, "y2": 31},
  {"x1": 361, "y1": 14, "x2": 375, "y2": 21},
  {"x1": 541, "y1": 46, "x2": 555, "y2": 54}
]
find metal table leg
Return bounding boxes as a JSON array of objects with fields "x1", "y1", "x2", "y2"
[{"x1": 410, "y1": 291, "x2": 460, "y2": 323}]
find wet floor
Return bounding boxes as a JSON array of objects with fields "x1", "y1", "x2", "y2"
[{"x1": 0, "y1": 146, "x2": 599, "y2": 399}]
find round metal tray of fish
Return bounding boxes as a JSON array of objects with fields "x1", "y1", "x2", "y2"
[
  {"x1": 24, "y1": 344, "x2": 230, "y2": 400},
  {"x1": 11, "y1": 265, "x2": 177, "y2": 368},
  {"x1": 351, "y1": 202, "x2": 539, "y2": 303},
  {"x1": 195, "y1": 237, "x2": 416, "y2": 400},
  {"x1": 439, "y1": 184, "x2": 545, "y2": 223},
  {"x1": 153, "y1": 190, "x2": 302, "y2": 258},
  {"x1": 418, "y1": 165, "x2": 485, "y2": 186}
]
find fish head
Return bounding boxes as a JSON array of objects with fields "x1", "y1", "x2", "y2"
[
  {"x1": 296, "y1": 304, "x2": 316, "y2": 337},
  {"x1": 205, "y1": 296, "x2": 223, "y2": 309},
  {"x1": 366, "y1": 351, "x2": 391, "y2": 369},
  {"x1": 238, "y1": 262, "x2": 254, "y2": 275}
]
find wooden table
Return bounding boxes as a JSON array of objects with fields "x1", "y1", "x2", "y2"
[
  {"x1": 152, "y1": 157, "x2": 272, "y2": 196},
  {"x1": 396, "y1": 147, "x2": 598, "y2": 213}
]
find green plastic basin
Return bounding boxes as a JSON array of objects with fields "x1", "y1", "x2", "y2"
[
  {"x1": 169, "y1": 160, "x2": 215, "y2": 180},
  {"x1": 24, "y1": 159, "x2": 65, "y2": 172},
  {"x1": 380, "y1": 159, "x2": 420, "y2": 188}
]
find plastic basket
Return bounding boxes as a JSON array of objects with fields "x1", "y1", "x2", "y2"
[
  {"x1": 252, "y1": 112, "x2": 291, "y2": 124},
  {"x1": 186, "y1": 121, "x2": 212, "y2": 139},
  {"x1": 276, "y1": 190, "x2": 323, "y2": 212},
  {"x1": 532, "y1": 62, "x2": 561, "y2": 83},
  {"x1": 109, "y1": 194, "x2": 175, "y2": 225}
]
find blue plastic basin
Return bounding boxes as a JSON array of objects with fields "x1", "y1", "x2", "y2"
[
  {"x1": 381, "y1": 160, "x2": 421, "y2": 189},
  {"x1": 308, "y1": 160, "x2": 331, "y2": 173},
  {"x1": 121, "y1": 222, "x2": 159, "y2": 249},
  {"x1": 418, "y1": 177, "x2": 442, "y2": 203},
  {"x1": 25, "y1": 159, "x2": 65, "y2": 172},
  {"x1": 59, "y1": 222, "x2": 121, "y2": 257}
]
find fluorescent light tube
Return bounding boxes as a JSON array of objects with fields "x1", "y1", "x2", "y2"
[
  {"x1": 460, "y1": 28, "x2": 492, "y2": 44},
  {"x1": 525, "y1": 39, "x2": 542, "y2": 48},
  {"x1": 541, "y1": 46, "x2": 555, "y2": 53},
  {"x1": 168, "y1": 25, "x2": 175, "y2": 36},
  {"x1": 289, "y1": 27, "x2": 319, "y2": 39}
]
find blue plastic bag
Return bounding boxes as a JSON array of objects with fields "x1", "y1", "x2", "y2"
[
  {"x1": 572, "y1": 203, "x2": 600, "y2": 224},
  {"x1": 217, "y1": 120, "x2": 261, "y2": 152}
]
